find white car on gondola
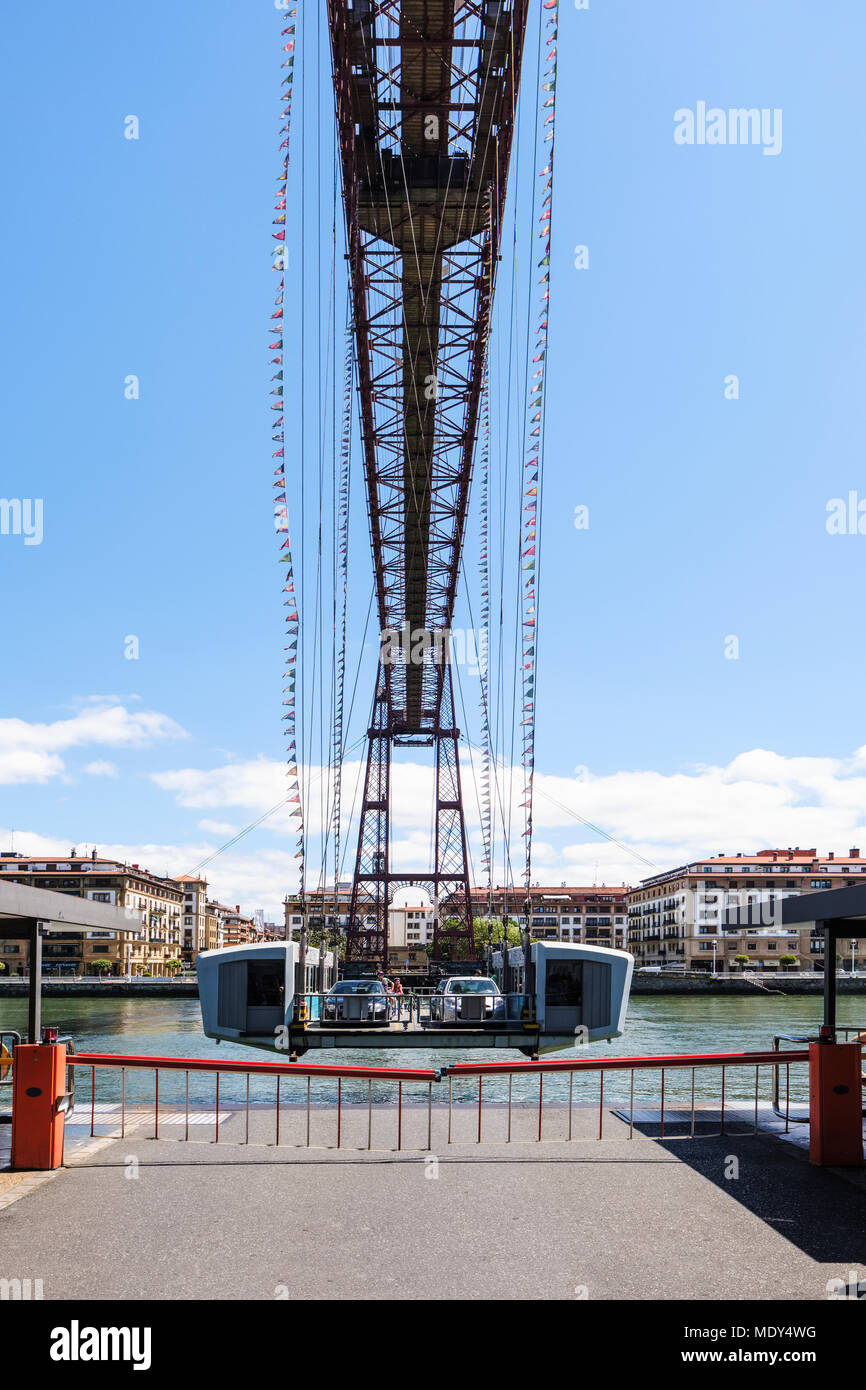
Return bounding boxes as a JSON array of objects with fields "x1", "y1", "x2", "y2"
[{"x1": 430, "y1": 975, "x2": 506, "y2": 1025}]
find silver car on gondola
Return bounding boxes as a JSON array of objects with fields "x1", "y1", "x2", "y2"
[
  {"x1": 322, "y1": 978, "x2": 389, "y2": 1025},
  {"x1": 430, "y1": 976, "x2": 506, "y2": 1025}
]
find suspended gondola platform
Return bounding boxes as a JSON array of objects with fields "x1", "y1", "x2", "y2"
[{"x1": 197, "y1": 940, "x2": 634, "y2": 1058}]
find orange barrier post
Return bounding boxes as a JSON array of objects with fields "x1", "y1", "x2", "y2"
[
  {"x1": 809, "y1": 1040, "x2": 863, "y2": 1167},
  {"x1": 11, "y1": 1040, "x2": 67, "y2": 1170}
]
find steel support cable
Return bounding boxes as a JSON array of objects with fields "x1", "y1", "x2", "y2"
[
  {"x1": 182, "y1": 739, "x2": 366, "y2": 881},
  {"x1": 386, "y1": 4, "x2": 520, "y2": 771},
  {"x1": 483, "y1": 0, "x2": 524, "y2": 904},
  {"x1": 335, "y1": 586, "x2": 377, "y2": 883},
  {"x1": 318, "y1": 580, "x2": 373, "y2": 889},
  {"x1": 459, "y1": 733, "x2": 660, "y2": 875},
  {"x1": 270, "y1": 3, "x2": 305, "y2": 889},
  {"x1": 355, "y1": 18, "x2": 444, "y2": 649},
  {"x1": 519, "y1": 0, "x2": 553, "y2": 899},
  {"x1": 330, "y1": 313, "x2": 354, "y2": 904},
  {"x1": 327, "y1": 171, "x2": 342, "y2": 914},
  {"x1": 475, "y1": 351, "x2": 494, "y2": 910},
  {"x1": 309, "y1": 106, "x2": 339, "y2": 901},
  {"x1": 332, "y1": 2, "x2": 527, "y2": 958},
  {"x1": 298, "y1": 0, "x2": 308, "y2": 895},
  {"x1": 315, "y1": 0, "x2": 327, "y2": 896},
  {"x1": 452, "y1": 647, "x2": 490, "y2": 896},
  {"x1": 419, "y1": 2, "x2": 509, "y2": 307},
  {"x1": 307, "y1": 231, "x2": 336, "y2": 895},
  {"x1": 354, "y1": 7, "x2": 511, "y2": 672},
  {"x1": 503, "y1": 29, "x2": 525, "y2": 908},
  {"x1": 458, "y1": 550, "x2": 518, "y2": 896},
  {"x1": 349, "y1": 21, "x2": 434, "y2": 647}
]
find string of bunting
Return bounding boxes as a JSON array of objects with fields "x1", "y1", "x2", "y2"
[
  {"x1": 269, "y1": 5, "x2": 305, "y2": 884},
  {"x1": 478, "y1": 358, "x2": 493, "y2": 912},
  {"x1": 330, "y1": 320, "x2": 353, "y2": 893},
  {"x1": 520, "y1": 0, "x2": 558, "y2": 896},
  {"x1": 476, "y1": 181, "x2": 494, "y2": 916}
]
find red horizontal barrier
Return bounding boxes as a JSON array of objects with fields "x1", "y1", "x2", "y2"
[
  {"x1": 66, "y1": 1049, "x2": 810, "y2": 1083},
  {"x1": 69, "y1": 1052, "x2": 437, "y2": 1083},
  {"x1": 441, "y1": 1049, "x2": 810, "y2": 1078}
]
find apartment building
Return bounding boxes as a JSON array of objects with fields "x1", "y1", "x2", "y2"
[
  {"x1": 627, "y1": 848, "x2": 866, "y2": 972},
  {"x1": 470, "y1": 886, "x2": 629, "y2": 950},
  {"x1": 284, "y1": 886, "x2": 353, "y2": 939},
  {"x1": 0, "y1": 850, "x2": 183, "y2": 977},
  {"x1": 175, "y1": 874, "x2": 209, "y2": 965},
  {"x1": 388, "y1": 900, "x2": 433, "y2": 949},
  {"x1": 221, "y1": 906, "x2": 256, "y2": 949},
  {"x1": 281, "y1": 884, "x2": 629, "y2": 957}
]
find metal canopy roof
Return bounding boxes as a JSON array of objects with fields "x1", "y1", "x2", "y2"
[
  {"x1": 724, "y1": 883, "x2": 866, "y2": 933},
  {"x1": 0, "y1": 879, "x2": 141, "y2": 934}
]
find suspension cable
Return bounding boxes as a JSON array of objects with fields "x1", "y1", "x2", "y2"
[{"x1": 269, "y1": 3, "x2": 304, "y2": 888}]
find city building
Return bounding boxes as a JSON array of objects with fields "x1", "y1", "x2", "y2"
[
  {"x1": 388, "y1": 899, "x2": 433, "y2": 949},
  {"x1": 627, "y1": 848, "x2": 866, "y2": 972},
  {"x1": 221, "y1": 905, "x2": 256, "y2": 949},
  {"x1": 204, "y1": 900, "x2": 234, "y2": 952},
  {"x1": 282, "y1": 883, "x2": 630, "y2": 958},
  {"x1": 284, "y1": 886, "x2": 353, "y2": 939},
  {"x1": 470, "y1": 885, "x2": 630, "y2": 950},
  {"x1": 0, "y1": 850, "x2": 183, "y2": 977},
  {"x1": 174, "y1": 874, "x2": 208, "y2": 966}
]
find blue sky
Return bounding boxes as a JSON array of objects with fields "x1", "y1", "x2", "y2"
[{"x1": 2, "y1": 1, "x2": 866, "y2": 915}]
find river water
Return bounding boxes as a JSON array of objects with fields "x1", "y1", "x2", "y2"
[{"x1": 2, "y1": 993, "x2": 861, "y2": 1109}]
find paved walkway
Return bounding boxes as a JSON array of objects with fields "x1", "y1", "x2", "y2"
[{"x1": 2, "y1": 1104, "x2": 866, "y2": 1300}]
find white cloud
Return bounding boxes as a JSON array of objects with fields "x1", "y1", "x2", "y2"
[
  {"x1": 150, "y1": 745, "x2": 866, "y2": 870},
  {"x1": 11, "y1": 743, "x2": 866, "y2": 919},
  {"x1": 0, "y1": 704, "x2": 186, "y2": 785},
  {"x1": 197, "y1": 819, "x2": 240, "y2": 836},
  {"x1": 83, "y1": 761, "x2": 119, "y2": 778},
  {"x1": 0, "y1": 825, "x2": 291, "y2": 919}
]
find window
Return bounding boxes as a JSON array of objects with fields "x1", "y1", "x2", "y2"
[{"x1": 545, "y1": 961, "x2": 582, "y2": 1008}]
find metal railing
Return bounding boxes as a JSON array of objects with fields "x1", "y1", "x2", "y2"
[
  {"x1": 63, "y1": 1047, "x2": 810, "y2": 1153},
  {"x1": 294, "y1": 990, "x2": 530, "y2": 1027},
  {"x1": 772, "y1": 1027, "x2": 866, "y2": 1123},
  {"x1": 69, "y1": 1053, "x2": 439, "y2": 1152},
  {"x1": 439, "y1": 1049, "x2": 810, "y2": 1144},
  {"x1": 0, "y1": 1031, "x2": 21, "y2": 1102}
]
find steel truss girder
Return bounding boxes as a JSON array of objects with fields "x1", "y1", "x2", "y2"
[{"x1": 328, "y1": 0, "x2": 528, "y2": 960}]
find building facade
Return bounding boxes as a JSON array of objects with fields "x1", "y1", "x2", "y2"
[
  {"x1": 627, "y1": 848, "x2": 866, "y2": 972},
  {"x1": 470, "y1": 886, "x2": 629, "y2": 950},
  {"x1": 175, "y1": 874, "x2": 209, "y2": 965},
  {"x1": 0, "y1": 851, "x2": 183, "y2": 977},
  {"x1": 221, "y1": 906, "x2": 256, "y2": 949}
]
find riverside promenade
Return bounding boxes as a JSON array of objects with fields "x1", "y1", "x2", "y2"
[
  {"x1": 2, "y1": 1104, "x2": 865, "y2": 1301},
  {"x1": 4, "y1": 973, "x2": 866, "y2": 998}
]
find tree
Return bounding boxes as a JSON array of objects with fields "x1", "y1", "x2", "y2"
[
  {"x1": 779, "y1": 954, "x2": 798, "y2": 970},
  {"x1": 164, "y1": 959, "x2": 183, "y2": 976},
  {"x1": 91, "y1": 959, "x2": 113, "y2": 977},
  {"x1": 734, "y1": 954, "x2": 750, "y2": 968},
  {"x1": 474, "y1": 916, "x2": 522, "y2": 948}
]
